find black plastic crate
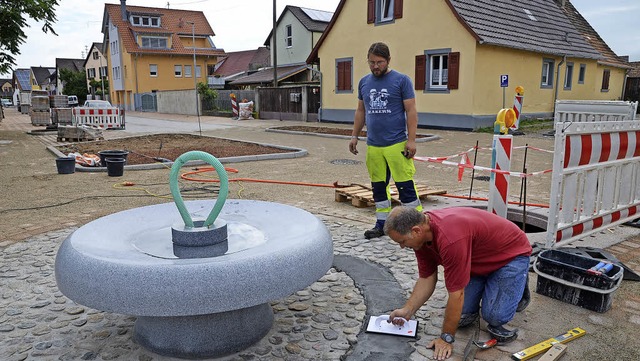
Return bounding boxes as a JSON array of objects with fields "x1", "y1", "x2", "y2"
[{"x1": 534, "y1": 249, "x2": 623, "y2": 313}]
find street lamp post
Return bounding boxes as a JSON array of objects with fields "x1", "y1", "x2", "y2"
[
  {"x1": 99, "y1": 55, "x2": 105, "y2": 100},
  {"x1": 187, "y1": 21, "x2": 202, "y2": 135}
]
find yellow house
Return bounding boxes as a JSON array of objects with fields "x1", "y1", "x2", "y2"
[
  {"x1": 101, "y1": 1, "x2": 225, "y2": 110},
  {"x1": 308, "y1": 0, "x2": 631, "y2": 129}
]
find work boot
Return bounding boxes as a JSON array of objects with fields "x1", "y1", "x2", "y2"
[
  {"x1": 458, "y1": 312, "x2": 478, "y2": 328},
  {"x1": 487, "y1": 324, "x2": 519, "y2": 343},
  {"x1": 364, "y1": 227, "x2": 384, "y2": 239},
  {"x1": 516, "y1": 276, "x2": 531, "y2": 312}
]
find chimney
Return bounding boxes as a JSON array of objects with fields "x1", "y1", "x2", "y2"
[
  {"x1": 561, "y1": 0, "x2": 567, "y2": 7},
  {"x1": 620, "y1": 56, "x2": 630, "y2": 62},
  {"x1": 120, "y1": 0, "x2": 128, "y2": 22}
]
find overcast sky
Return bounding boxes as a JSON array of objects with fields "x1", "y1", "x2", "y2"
[{"x1": 3, "y1": 0, "x2": 639, "y2": 78}]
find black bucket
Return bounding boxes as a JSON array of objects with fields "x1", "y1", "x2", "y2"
[
  {"x1": 55, "y1": 157, "x2": 76, "y2": 174},
  {"x1": 99, "y1": 150, "x2": 129, "y2": 167},
  {"x1": 105, "y1": 158, "x2": 126, "y2": 177}
]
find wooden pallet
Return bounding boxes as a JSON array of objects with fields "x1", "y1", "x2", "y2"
[
  {"x1": 57, "y1": 136, "x2": 105, "y2": 143},
  {"x1": 335, "y1": 184, "x2": 447, "y2": 208}
]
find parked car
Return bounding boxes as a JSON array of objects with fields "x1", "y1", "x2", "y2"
[
  {"x1": 1, "y1": 98, "x2": 12, "y2": 107},
  {"x1": 68, "y1": 95, "x2": 79, "y2": 107},
  {"x1": 83, "y1": 100, "x2": 112, "y2": 108}
]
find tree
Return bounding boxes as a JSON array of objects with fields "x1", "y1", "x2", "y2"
[
  {"x1": 59, "y1": 68, "x2": 87, "y2": 104},
  {"x1": 89, "y1": 78, "x2": 110, "y2": 97},
  {"x1": 0, "y1": 0, "x2": 59, "y2": 74}
]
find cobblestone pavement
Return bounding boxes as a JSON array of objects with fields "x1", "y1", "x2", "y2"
[{"x1": 2, "y1": 108, "x2": 640, "y2": 360}]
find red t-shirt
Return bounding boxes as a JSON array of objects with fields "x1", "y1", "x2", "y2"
[{"x1": 415, "y1": 207, "x2": 532, "y2": 293}]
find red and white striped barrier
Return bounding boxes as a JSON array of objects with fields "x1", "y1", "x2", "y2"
[
  {"x1": 231, "y1": 96, "x2": 239, "y2": 119},
  {"x1": 487, "y1": 135, "x2": 513, "y2": 218},
  {"x1": 72, "y1": 107, "x2": 125, "y2": 129},
  {"x1": 547, "y1": 107, "x2": 640, "y2": 247}
]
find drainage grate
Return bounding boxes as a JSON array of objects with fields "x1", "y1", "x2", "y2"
[
  {"x1": 330, "y1": 159, "x2": 363, "y2": 165},
  {"x1": 473, "y1": 175, "x2": 491, "y2": 182}
]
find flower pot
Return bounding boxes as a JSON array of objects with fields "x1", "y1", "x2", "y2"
[
  {"x1": 105, "y1": 158, "x2": 126, "y2": 177},
  {"x1": 99, "y1": 150, "x2": 129, "y2": 167},
  {"x1": 56, "y1": 157, "x2": 76, "y2": 174}
]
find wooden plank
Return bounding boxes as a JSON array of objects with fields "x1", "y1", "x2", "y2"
[{"x1": 538, "y1": 343, "x2": 567, "y2": 361}]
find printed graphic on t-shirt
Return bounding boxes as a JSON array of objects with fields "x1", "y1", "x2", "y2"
[{"x1": 368, "y1": 88, "x2": 391, "y2": 114}]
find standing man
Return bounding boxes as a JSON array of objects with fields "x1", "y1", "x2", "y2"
[
  {"x1": 349, "y1": 42, "x2": 422, "y2": 239},
  {"x1": 384, "y1": 206, "x2": 531, "y2": 360}
]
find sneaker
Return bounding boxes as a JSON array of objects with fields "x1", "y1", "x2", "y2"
[
  {"x1": 516, "y1": 279, "x2": 531, "y2": 312},
  {"x1": 458, "y1": 312, "x2": 478, "y2": 328},
  {"x1": 364, "y1": 227, "x2": 384, "y2": 239},
  {"x1": 487, "y1": 324, "x2": 519, "y2": 343}
]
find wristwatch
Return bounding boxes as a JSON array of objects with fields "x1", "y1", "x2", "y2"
[{"x1": 440, "y1": 332, "x2": 455, "y2": 344}]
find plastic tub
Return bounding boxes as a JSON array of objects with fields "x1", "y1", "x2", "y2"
[
  {"x1": 534, "y1": 249, "x2": 623, "y2": 312},
  {"x1": 99, "y1": 150, "x2": 129, "y2": 167},
  {"x1": 105, "y1": 158, "x2": 126, "y2": 177},
  {"x1": 56, "y1": 157, "x2": 76, "y2": 174}
]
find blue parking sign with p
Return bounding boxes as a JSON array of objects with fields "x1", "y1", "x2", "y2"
[{"x1": 500, "y1": 75, "x2": 509, "y2": 87}]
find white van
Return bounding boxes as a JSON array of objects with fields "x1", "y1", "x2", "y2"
[{"x1": 68, "y1": 95, "x2": 79, "y2": 107}]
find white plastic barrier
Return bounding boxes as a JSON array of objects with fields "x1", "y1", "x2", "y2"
[
  {"x1": 72, "y1": 107, "x2": 125, "y2": 129},
  {"x1": 554, "y1": 100, "x2": 637, "y2": 123},
  {"x1": 547, "y1": 105, "x2": 640, "y2": 247}
]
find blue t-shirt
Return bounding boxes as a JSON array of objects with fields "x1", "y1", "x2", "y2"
[{"x1": 358, "y1": 70, "x2": 415, "y2": 147}]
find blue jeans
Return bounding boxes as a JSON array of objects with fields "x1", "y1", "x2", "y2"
[{"x1": 461, "y1": 256, "x2": 529, "y2": 327}]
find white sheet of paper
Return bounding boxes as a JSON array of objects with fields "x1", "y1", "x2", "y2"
[{"x1": 365, "y1": 315, "x2": 418, "y2": 338}]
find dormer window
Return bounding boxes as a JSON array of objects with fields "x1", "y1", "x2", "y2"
[{"x1": 131, "y1": 15, "x2": 161, "y2": 27}]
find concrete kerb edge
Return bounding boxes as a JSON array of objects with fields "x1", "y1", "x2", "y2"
[
  {"x1": 46, "y1": 134, "x2": 308, "y2": 172},
  {"x1": 265, "y1": 128, "x2": 441, "y2": 143}
]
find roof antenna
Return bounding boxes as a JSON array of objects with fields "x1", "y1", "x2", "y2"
[{"x1": 167, "y1": 2, "x2": 170, "y2": 9}]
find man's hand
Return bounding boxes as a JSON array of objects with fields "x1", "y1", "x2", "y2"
[
  {"x1": 404, "y1": 140, "x2": 417, "y2": 158},
  {"x1": 428, "y1": 337, "x2": 453, "y2": 360},
  {"x1": 349, "y1": 138, "x2": 359, "y2": 155},
  {"x1": 388, "y1": 307, "x2": 413, "y2": 325}
]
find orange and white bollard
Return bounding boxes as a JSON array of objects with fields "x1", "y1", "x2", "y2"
[
  {"x1": 230, "y1": 94, "x2": 239, "y2": 119},
  {"x1": 511, "y1": 86, "x2": 524, "y2": 130},
  {"x1": 488, "y1": 109, "x2": 514, "y2": 218}
]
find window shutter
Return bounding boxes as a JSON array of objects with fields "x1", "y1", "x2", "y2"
[
  {"x1": 448, "y1": 52, "x2": 460, "y2": 90},
  {"x1": 394, "y1": 0, "x2": 403, "y2": 19},
  {"x1": 415, "y1": 55, "x2": 426, "y2": 91},
  {"x1": 602, "y1": 70, "x2": 610, "y2": 90},
  {"x1": 345, "y1": 60, "x2": 352, "y2": 91},
  {"x1": 367, "y1": 0, "x2": 375, "y2": 23},
  {"x1": 337, "y1": 62, "x2": 345, "y2": 90}
]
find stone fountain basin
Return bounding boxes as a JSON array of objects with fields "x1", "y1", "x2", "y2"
[{"x1": 54, "y1": 199, "x2": 334, "y2": 317}]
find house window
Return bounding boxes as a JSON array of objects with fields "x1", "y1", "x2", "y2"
[
  {"x1": 131, "y1": 15, "x2": 161, "y2": 27},
  {"x1": 429, "y1": 52, "x2": 448, "y2": 90},
  {"x1": 578, "y1": 64, "x2": 586, "y2": 84},
  {"x1": 141, "y1": 36, "x2": 168, "y2": 49},
  {"x1": 185, "y1": 65, "x2": 192, "y2": 77},
  {"x1": 87, "y1": 68, "x2": 96, "y2": 78},
  {"x1": 285, "y1": 24, "x2": 292, "y2": 47},
  {"x1": 100, "y1": 67, "x2": 107, "y2": 77},
  {"x1": 380, "y1": 0, "x2": 394, "y2": 22},
  {"x1": 601, "y1": 69, "x2": 610, "y2": 92},
  {"x1": 174, "y1": 65, "x2": 182, "y2": 77},
  {"x1": 564, "y1": 62, "x2": 573, "y2": 90},
  {"x1": 541, "y1": 58, "x2": 554, "y2": 88},
  {"x1": 150, "y1": 64, "x2": 158, "y2": 77},
  {"x1": 368, "y1": 0, "x2": 403, "y2": 24},
  {"x1": 195, "y1": 65, "x2": 202, "y2": 78},
  {"x1": 335, "y1": 58, "x2": 352, "y2": 93},
  {"x1": 92, "y1": 51, "x2": 99, "y2": 60}
]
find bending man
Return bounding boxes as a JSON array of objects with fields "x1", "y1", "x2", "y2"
[{"x1": 385, "y1": 206, "x2": 531, "y2": 360}]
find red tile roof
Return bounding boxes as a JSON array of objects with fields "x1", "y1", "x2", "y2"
[
  {"x1": 215, "y1": 47, "x2": 270, "y2": 77},
  {"x1": 104, "y1": 4, "x2": 224, "y2": 57}
]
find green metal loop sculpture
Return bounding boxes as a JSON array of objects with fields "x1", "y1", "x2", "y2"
[{"x1": 169, "y1": 151, "x2": 229, "y2": 228}]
